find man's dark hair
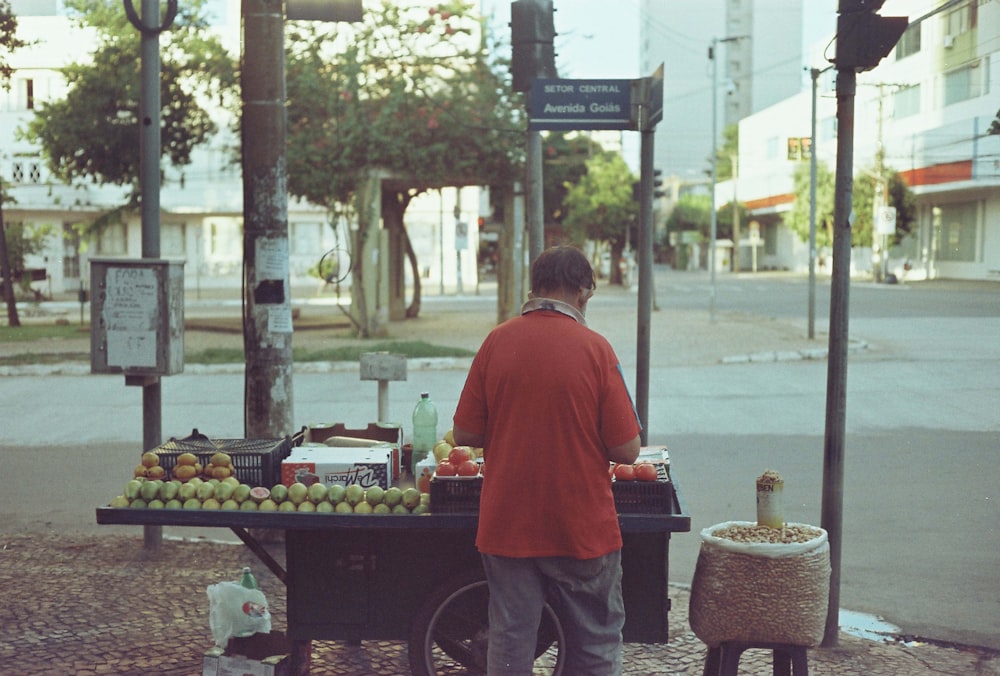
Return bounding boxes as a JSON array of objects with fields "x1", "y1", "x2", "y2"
[{"x1": 530, "y1": 246, "x2": 595, "y2": 296}]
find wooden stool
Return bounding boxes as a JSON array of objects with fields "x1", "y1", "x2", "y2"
[{"x1": 703, "y1": 641, "x2": 809, "y2": 675}]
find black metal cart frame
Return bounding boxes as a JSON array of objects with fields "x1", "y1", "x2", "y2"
[{"x1": 97, "y1": 483, "x2": 689, "y2": 674}]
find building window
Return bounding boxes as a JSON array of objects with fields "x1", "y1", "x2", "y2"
[
  {"x1": 63, "y1": 224, "x2": 81, "y2": 279},
  {"x1": 942, "y1": 1, "x2": 977, "y2": 38},
  {"x1": 97, "y1": 223, "x2": 128, "y2": 255},
  {"x1": 934, "y1": 202, "x2": 978, "y2": 262},
  {"x1": 895, "y1": 23, "x2": 921, "y2": 60},
  {"x1": 892, "y1": 84, "x2": 920, "y2": 118},
  {"x1": 943, "y1": 60, "x2": 988, "y2": 106}
]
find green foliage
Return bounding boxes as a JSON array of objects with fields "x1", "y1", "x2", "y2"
[
  {"x1": 0, "y1": 0, "x2": 31, "y2": 86},
  {"x1": 2, "y1": 221, "x2": 53, "y2": 290},
  {"x1": 284, "y1": 1, "x2": 522, "y2": 211},
  {"x1": 784, "y1": 160, "x2": 916, "y2": 249},
  {"x1": 664, "y1": 193, "x2": 711, "y2": 241},
  {"x1": 784, "y1": 162, "x2": 836, "y2": 249},
  {"x1": 20, "y1": 0, "x2": 237, "y2": 214},
  {"x1": 851, "y1": 167, "x2": 916, "y2": 247},
  {"x1": 989, "y1": 108, "x2": 1000, "y2": 135},
  {"x1": 561, "y1": 153, "x2": 637, "y2": 247},
  {"x1": 542, "y1": 132, "x2": 604, "y2": 224},
  {"x1": 715, "y1": 201, "x2": 749, "y2": 241},
  {"x1": 714, "y1": 124, "x2": 739, "y2": 181}
]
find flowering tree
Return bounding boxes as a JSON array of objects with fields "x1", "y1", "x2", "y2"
[{"x1": 285, "y1": 1, "x2": 522, "y2": 333}]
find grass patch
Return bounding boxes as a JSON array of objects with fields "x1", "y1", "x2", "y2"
[
  {"x1": 187, "y1": 341, "x2": 475, "y2": 365},
  {"x1": 0, "y1": 323, "x2": 88, "y2": 342}
]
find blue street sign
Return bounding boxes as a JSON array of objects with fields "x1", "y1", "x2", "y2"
[{"x1": 529, "y1": 78, "x2": 633, "y2": 131}]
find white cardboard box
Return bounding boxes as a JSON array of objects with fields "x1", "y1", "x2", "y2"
[{"x1": 281, "y1": 445, "x2": 392, "y2": 489}]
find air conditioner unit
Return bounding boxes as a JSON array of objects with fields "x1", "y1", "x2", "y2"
[{"x1": 943, "y1": 34, "x2": 955, "y2": 48}]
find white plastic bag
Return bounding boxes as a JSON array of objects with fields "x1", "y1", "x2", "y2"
[{"x1": 206, "y1": 580, "x2": 272, "y2": 647}]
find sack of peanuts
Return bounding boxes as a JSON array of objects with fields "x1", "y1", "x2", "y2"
[{"x1": 689, "y1": 521, "x2": 831, "y2": 648}]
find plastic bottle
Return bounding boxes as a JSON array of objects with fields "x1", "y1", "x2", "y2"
[
  {"x1": 411, "y1": 392, "x2": 438, "y2": 476},
  {"x1": 240, "y1": 566, "x2": 258, "y2": 590}
]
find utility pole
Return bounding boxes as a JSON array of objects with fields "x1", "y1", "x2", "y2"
[
  {"x1": 708, "y1": 35, "x2": 744, "y2": 320},
  {"x1": 511, "y1": 0, "x2": 556, "y2": 266},
  {"x1": 242, "y1": 0, "x2": 293, "y2": 438},
  {"x1": 822, "y1": 0, "x2": 906, "y2": 647}
]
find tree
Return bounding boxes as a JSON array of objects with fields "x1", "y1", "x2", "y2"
[
  {"x1": 284, "y1": 1, "x2": 522, "y2": 335},
  {"x1": 784, "y1": 161, "x2": 836, "y2": 249},
  {"x1": 20, "y1": 0, "x2": 237, "y2": 235},
  {"x1": 851, "y1": 166, "x2": 916, "y2": 247},
  {"x1": 713, "y1": 124, "x2": 739, "y2": 182},
  {"x1": 561, "y1": 152, "x2": 637, "y2": 284},
  {"x1": 785, "y1": 160, "x2": 915, "y2": 250},
  {"x1": 989, "y1": 108, "x2": 1000, "y2": 135},
  {"x1": 663, "y1": 193, "x2": 711, "y2": 270},
  {"x1": 542, "y1": 132, "x2": 604, "y2": 225},
  {"x1": 0, "y1": 0, "x2": 31, "y2": 326}
]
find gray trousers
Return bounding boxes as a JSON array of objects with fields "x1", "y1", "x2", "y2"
[{"x1": 481, "y1": 549, "x2": 625, "y2": 676}]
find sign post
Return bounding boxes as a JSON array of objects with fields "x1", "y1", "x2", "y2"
[{"x1": 527, "y1": 66, "x2": 663, "y2": 440}]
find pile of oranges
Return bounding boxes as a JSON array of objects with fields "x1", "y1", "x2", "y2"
[{"x1": 170, "y1": 451, "x2": 235, "y2": 482}]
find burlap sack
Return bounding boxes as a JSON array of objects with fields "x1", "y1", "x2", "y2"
[{"x1": 689, "y1": 521, "x2": 830, "y2": 647}]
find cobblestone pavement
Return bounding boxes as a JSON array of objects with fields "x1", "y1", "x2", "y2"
[{"x1": 2, "y1": 532, "x2": 998, "y2": 675}]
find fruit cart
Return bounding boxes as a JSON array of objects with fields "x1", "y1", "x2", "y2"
[{"x1": 96, "y1": 481, "x2": 689, "y2": 675}]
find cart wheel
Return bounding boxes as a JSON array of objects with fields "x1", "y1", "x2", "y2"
[{"x1": 407, "y1": 568, "x2": 565, "y2": 675}]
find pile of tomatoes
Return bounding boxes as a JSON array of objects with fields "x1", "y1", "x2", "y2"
[
  {"x1": 610, "y1": 461, "x2": 659, "y2": 482},
  {"x1": 434, "y1": 445, "x2": 482, "y2": 478}
]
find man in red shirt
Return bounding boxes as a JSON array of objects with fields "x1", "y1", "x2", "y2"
[{"x1": 453, "y1": 245, "x2": 641, "y2": 675}]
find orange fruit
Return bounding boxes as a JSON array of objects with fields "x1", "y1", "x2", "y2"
[
  {"x1": 176, "y1": 452, "x2": 198, "y2": 466},
  {"x1": 146, "y1": 465, "x2": 166, "y2": 480},
  {"x1": 212, "y1": 465, "x2": 233, "y2": 480},
  {"x1": 141, "y1": 451, "x2": 160, "y2": 468},
  {"x1": 172, "y1": 464, "x2": 197, "y2": 481},
  {"x1": 133, "y1": 464, "x2": 148, "y2": 478},
  {"x1": 210, "y1": 452, "x2": 232, "y2": 468}
]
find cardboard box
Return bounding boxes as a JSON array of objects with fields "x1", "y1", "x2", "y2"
[
  {"x1": 299, "y1": 422, "x2": 403, "y2": 481},
  {"x1": 202, "y1": 630, "x2": 297, "y2": 676},
  {"x1": 281, "y1": 445, "x2": 392, "y2": 490}
]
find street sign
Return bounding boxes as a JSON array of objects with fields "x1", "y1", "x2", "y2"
[
  {"x1": 875, "y1": 206, "x2": 897, "y2": 235},
  {"x1": 529, "y1": 78, "x2": 632, "y2": 131}
]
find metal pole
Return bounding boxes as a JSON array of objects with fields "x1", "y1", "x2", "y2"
[
  {"x1": 808, "y1": 68, "x2": 820, "y2": 340},
  {"x1": 821, "y1": 66, "x2": 856, "y2": 648},
  {"x1": 138, "y1": 0, "x2": 163, "y2": 551},
  {"x1": 708, "y1": 39, "x2": 718, "y2": 322},
  {"x1": 526, "y1": 130, "x2": 545, "y2": 266},
  {"x1": 636, "y1": 121, "x2": 654, "y2": 445}
]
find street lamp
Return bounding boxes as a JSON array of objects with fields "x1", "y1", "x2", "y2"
[{"x1": 708, "y1": 35, "x2": 746, "y2": 322}]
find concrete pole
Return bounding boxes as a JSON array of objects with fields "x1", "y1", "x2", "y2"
[
  {"x1": 636, "y1": 123, "x2": 654, "y2": 444},
  {"x1": 708, "y1": 39, "x2": 718, "y2": 322},
  {"x1": 241, "y1": 0, "x2": 294, "y2": 438}
]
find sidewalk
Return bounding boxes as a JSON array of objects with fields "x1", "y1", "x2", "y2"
[
  {"x1": 2, "y1": 532, "x2": 997, "y2": 675},
  {"x1": 3, "y1": 273, "x2": 998, "y2": 673}
]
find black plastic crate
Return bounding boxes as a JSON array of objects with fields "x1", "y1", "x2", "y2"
[
  {"x1": 429, "y1": 476, "x2": 483, "y2": 513},
  {"x1": 154, "y1": 429, "x2": 293, "y2": 487},
  {"x1": 611, "y1": 479, "x2": 673, "y2": 514}
]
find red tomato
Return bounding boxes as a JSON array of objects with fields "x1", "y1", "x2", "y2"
[
  {"x1": 456, "y1": 459, "x2": 479, "y2": 477},
  {"x1": 613, "y1": 464, "x2": 636, "y2": 481},
  {"x1": 448, "y1": 446, "x2": 474, "y2": 466},
  {"x1": 435, "y1": 461, "x2": 457, "y2": 477},
  {"x1": 634, "y1": 462, "x2": 658, "y2": 482}
]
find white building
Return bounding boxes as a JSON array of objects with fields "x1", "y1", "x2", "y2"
[
  {"x1": 2, "y1": 2, "x2": 484, "y2": 299},
  {"x1": 728, "y1": 0, "x2": 999, "y2": 281}
]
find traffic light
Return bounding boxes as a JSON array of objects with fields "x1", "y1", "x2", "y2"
[
  {"x1": 653, "y1": 169, "x2": 665, "y2": 199},
  {"x1": 835, "y1": 2, "x2": 908, "y2": 71},
  {"x1": 511, "y1": 0, "x2": 556, "y2": 92}
]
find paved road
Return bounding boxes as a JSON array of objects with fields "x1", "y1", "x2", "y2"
[{"x1": 1, "y1": 270, "x2": 998, "y2": 650}]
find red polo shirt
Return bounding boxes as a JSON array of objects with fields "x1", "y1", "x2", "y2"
[{"x1": 454, "y1": 306, "x2": 641, "y2": 559}]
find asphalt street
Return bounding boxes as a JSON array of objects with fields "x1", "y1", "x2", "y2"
[{"x1": 1, "y1": 269, "x2": 998, "y2": 652}]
